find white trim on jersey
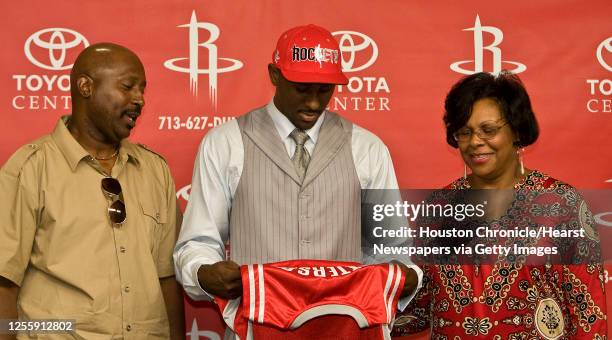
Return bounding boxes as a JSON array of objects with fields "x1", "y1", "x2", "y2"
[
  {"x1": 248, "y1": 265, "x2": 256, "y2": 322},
  {"x1": 382, "y1": 263, "x2": 395, "y2": 323},
  {"x1": 220, "y1": 298, "x2": 241, "y2": 334},
  {"x1": 387, "y1": 264, "x2": 402, "y2": 324},
  {"x1": 257, "y1": 264, "x2": 265, "y2": 323},
  {"x1": 290, "y1": 304, "x2": 370, "y2": 329},
  {"x1": 245, "y1": 321, "x2": 253, "y2": 340},
  {"x1": 383, "y1": 324, "x2": 392, "y2": 340}
]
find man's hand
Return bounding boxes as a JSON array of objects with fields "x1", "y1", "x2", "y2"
[
  {"x1": 197, "y1": 261, "x2": 243, "y2": 299},
  {"x1": 0, "y1": 276, "x2": 18, "y2": 340},
  {"x1": 160, "y1": 276, "x2": 185, "y2": 340},
  {"x1": 396, "y1": 263, "x2": 418, "y2": 298}
]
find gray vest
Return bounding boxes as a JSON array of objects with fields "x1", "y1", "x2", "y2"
[{"x1": 229, "y1": 107, "x2": 361, "y2": 264}]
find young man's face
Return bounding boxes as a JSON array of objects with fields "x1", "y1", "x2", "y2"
[{"x1": 269, "y1": 65, "x2": 335, "y2": 130}]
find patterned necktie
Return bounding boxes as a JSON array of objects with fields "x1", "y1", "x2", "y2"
[{"x1": 290, "y1": 129, "x2": 311, "y2": 182}]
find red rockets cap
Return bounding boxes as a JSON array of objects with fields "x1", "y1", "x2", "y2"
[{"x1": 272, "y1": 24, "x2": 348, "y2": 85}]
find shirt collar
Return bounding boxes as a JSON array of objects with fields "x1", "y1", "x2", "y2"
[
  {"x1": 266, "y1": 100, "x2": 325, "y2": 144},
  {"x1": 51, "y1": 115, "x2": 141, "y2": 172},
  {"x1": 119, "y1": 139, "x2": 141, "y2": 168}
]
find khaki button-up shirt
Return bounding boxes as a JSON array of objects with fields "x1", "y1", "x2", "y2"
[{"x1": 0, "y1": 117, "x2": 178, "y2": 339}]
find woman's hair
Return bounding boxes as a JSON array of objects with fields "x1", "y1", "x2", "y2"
[{"x1": 443, "y1": 71, "x2": 539, "y2": 148}]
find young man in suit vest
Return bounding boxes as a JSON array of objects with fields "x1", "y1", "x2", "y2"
[{"x1": 174, "y1": 25, "x2": 422, "y2": 333}]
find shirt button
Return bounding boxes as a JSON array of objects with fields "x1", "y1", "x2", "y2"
[
  {"x1": 155, "y1": 212, "x2": 160, "y2": 219},
  {"x1": 120, "y1": 246, "x2": 126, "y2": 253},
  {"x1": 126, "y1": 324, "x2": 132, "y2": 331},
  {"x1": 124, "y1": 285, "x2": 130, "y2": 293}
]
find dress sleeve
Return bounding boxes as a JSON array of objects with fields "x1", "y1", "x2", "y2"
[
  {"x1": 392, "y1": 265, "x2": 433, "y2": 336},
  {"x1": 559, "y1": 190, "x2": 607, "y2": 337}
]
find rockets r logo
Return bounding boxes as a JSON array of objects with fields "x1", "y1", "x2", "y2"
[{"x1": 164, "y1": 10, "x2": 243, "y2": 111}]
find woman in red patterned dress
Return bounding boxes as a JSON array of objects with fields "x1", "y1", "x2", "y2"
[{"x1": 393, "y1": 72, "x2": 607, "y2": 339}]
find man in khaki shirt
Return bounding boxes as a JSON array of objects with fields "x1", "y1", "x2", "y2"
[{"x1": 0, "y1": 43, "x2": 184, "y2": 339}]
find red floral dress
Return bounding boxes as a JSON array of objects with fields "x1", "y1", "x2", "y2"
[{"x1": 393, "y1": 170, "x2": 607, "y2": 339}]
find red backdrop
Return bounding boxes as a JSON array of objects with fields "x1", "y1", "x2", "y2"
[{"x1": 1, "y1": 1, "x2": 610, "y2": 338}]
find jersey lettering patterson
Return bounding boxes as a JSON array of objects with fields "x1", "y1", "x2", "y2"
[{"x1": 215, "y1": 260, "x2": 405, "y2": 340}]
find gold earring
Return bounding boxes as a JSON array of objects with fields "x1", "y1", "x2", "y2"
[{"x1": 517, "y1": 148, "x2": 525, "y2": 175}]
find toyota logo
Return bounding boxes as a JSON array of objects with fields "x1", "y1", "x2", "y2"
[
  {"x1": 332, "y1": 31, "x2": 378, "y2": 73},
  {"x1": 24, "y1": 28, "x2": 89, "y2": 71},
  {"x1": 596, "y1": 37, "x2": 612, "y2": 72}
]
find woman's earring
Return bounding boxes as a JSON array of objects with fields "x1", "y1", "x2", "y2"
[{"x1": 517, "y1": 148, "x2": 525, "y2": 175}]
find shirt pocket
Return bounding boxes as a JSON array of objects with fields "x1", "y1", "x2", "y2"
[{"x1": 140, "y1": 200, "x2": 168, "y2": 257}]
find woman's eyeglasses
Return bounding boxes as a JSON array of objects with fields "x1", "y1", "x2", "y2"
[{"x1": 453, "y1": 121, "x2": 508, "y2": 142}]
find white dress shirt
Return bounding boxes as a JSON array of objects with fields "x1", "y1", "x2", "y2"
[{"x1": 174, "y1": 101, "x2": 422, "y2": 310}]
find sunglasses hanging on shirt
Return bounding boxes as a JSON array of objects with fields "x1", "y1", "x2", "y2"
[{"x1": 101, "y1": 177, "x2": 127, "y2": 225}]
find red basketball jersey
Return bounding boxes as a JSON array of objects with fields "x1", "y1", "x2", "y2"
[{"x1": 215, "y1": 260, "x2": 405, "y2": 340}]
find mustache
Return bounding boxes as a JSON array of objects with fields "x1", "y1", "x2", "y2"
[{"x1": 123, "y1": 106, "x2": 142, "y2": 115}]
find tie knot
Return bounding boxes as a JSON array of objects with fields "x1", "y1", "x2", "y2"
[{"x1": 290, "y1": 129, "x2": 309, "y2": 146}]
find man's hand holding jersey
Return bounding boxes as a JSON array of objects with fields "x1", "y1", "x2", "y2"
[
  {"x1": 198, "y1": 261, "x2": 243, "y2": 299},
  {"x1": 199, "y1": 261, "x2": 418, "y2": 299}
]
